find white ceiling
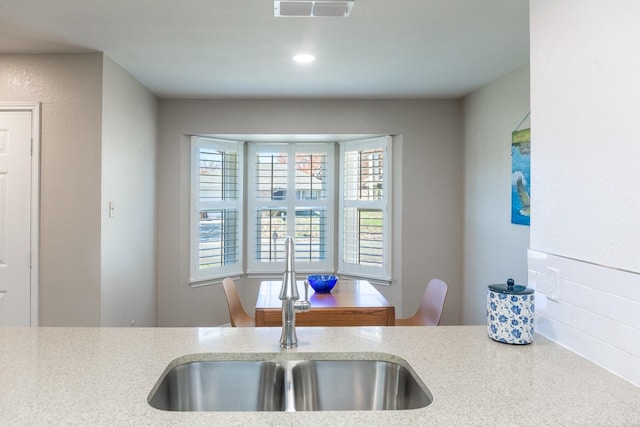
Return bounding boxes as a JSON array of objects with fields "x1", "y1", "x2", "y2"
[{"x1": 0, "y1": 0, "x2": 529, "y2": 99}]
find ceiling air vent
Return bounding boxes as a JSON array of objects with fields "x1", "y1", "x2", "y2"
[{"x1": 274, "y1": 1, "x2": 354, "y2": 17}]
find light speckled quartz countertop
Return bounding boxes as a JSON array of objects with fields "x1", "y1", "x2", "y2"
[{"x1": 1, "y1": 325, "x2": 638, "y2": 426}]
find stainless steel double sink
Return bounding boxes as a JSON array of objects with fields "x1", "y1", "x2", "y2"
[{"x1": 148, "y1": 352, "x2": 432, "y2": 412}]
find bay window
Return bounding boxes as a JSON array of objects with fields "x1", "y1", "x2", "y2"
[{"x1": 190, "y1": 135, "x2": 391, "y2": 283}]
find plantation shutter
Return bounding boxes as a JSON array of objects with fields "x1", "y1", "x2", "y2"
[
  {"x1": 247, "y1": 143, "x2": 334, "y2": 274},
  {"x1": 339, "y1": 136, "x2": 391, "y2": 280},
  {"x1": 190, "y1": 136, "x2": 243, "y2": 282}
]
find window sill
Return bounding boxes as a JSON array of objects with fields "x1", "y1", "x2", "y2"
[
  {"x1": 246, "y1": 272, "x2": 391, "y2": 286},
  {"x1": 189, "y1": 272, "x2": 391, "y2": 287},
  {"x1": 338, "y1": 274, "x2": 392, "y2": 287},
  {"x1": 189, "y1": 273, "x2": 243, "y2": 288}
]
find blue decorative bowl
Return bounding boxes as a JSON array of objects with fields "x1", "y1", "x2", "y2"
[{"x1": 307, "y1": 275, "x2": 338, "y2": 293}]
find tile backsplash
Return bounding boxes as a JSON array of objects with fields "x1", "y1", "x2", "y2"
[{"x1": 528, "y1": 249, "x2": 640, "y2": 386}]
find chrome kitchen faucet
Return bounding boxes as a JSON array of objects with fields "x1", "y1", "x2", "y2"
[{"x1": 279, "y1": 236, "x2": 311, "y2": 349}]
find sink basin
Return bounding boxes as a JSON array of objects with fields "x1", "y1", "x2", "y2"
[
  {"x1": 291, "y1": 360, "x2": 431, "y2": 411},
  {"x1": 148, "y1": 360, "x2": 285, "y2": 411},
  {"x1": 148, "y1": 353, "x2": 432, "y2": 412}
]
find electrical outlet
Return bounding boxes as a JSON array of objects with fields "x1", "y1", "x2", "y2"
[{"x1": 547, "y1": 267, "x2": 560, "y2": 302}]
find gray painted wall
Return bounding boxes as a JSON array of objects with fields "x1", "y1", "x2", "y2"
[
  {"x1": 0, "y1": 53, "x2": 158, "y2": 326},
  {"x1": 101, "y1": 56, "x2": 158, "y2": 327},
  {"x1": 462, "y1": 65, "x2": 531, "y2": 324},
  {"x1": 0, "y1": 53, "x2": 104, "y2": 325},
  {"x1": 157, "y1": 99, "x2": 463, "y2": 326}
]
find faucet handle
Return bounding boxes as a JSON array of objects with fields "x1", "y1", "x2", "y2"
[
  {"x1": 294, "y1": 280, "x2": 311, "y2": 313},
  {"x1": 294, "y1": 299, "x2": 311, "y2": 313}
]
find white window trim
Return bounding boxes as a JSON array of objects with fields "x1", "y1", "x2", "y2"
[
  {"x1": 189, "y1": 136, "x2": 244, "y2": 284},
  {"x1": 246, "y1": 142, "x2": 335, "y2": 275},
  {"x1": 188, "y1": 135, "x2": 391, "y2": 285},
  {"x1": 338, "y1": 136, "x2": 392, "y2": 281}
]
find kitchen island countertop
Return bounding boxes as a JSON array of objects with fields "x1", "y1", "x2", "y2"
[{"x1": 1, "y1": 325, "x2": 638, "y2": 426}]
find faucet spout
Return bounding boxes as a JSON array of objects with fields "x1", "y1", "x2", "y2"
[
  {"x1": 279, "y1": 236, "x2": 310, "y2": 349},
  {"x1": 279, "y1": 236, "x2": 299, "y2": 301}
]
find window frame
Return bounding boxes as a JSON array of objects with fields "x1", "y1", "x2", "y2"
[
  {"x1": 338, "y1": 136, "x2": 392, "y2": 281},
  {"x1": 246, "y1": 142, "x2": 335, "y2": 275},
  {"x1": 188, "y1": 135, "x2": 392, "y2": 284},
  {"x1": 189, "y1": 136, "x2": 244, "y2": 283}
]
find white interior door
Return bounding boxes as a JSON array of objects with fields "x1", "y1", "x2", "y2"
[{"x1": 0, "y1": 108, "x2": 35, "y2": 326}]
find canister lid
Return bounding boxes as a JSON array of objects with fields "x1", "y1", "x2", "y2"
[{"x1": 488, "y1": 278, "x2": 533, "y2": 295}]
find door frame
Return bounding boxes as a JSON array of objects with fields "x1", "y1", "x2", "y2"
[{"x1": 0, "y1": 102, "x2": 40, "y2": 326}]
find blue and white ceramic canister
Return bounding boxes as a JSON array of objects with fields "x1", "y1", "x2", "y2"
[{"x1": 487, "y1": 278, "x2": 534, "y2": 344}]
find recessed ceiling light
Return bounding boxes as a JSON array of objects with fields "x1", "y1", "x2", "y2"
[{"x1": 292, "y1": 54, "x2": 316, "y2": 63}]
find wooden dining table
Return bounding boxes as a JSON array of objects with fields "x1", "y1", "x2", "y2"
[{"x1": 254, "y1": 279, "x2": 395, "y2": 327}]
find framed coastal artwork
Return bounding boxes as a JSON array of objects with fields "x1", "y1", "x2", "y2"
[{"x1": 511, "y1": 128, "x2": 530, "y2": 226}]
